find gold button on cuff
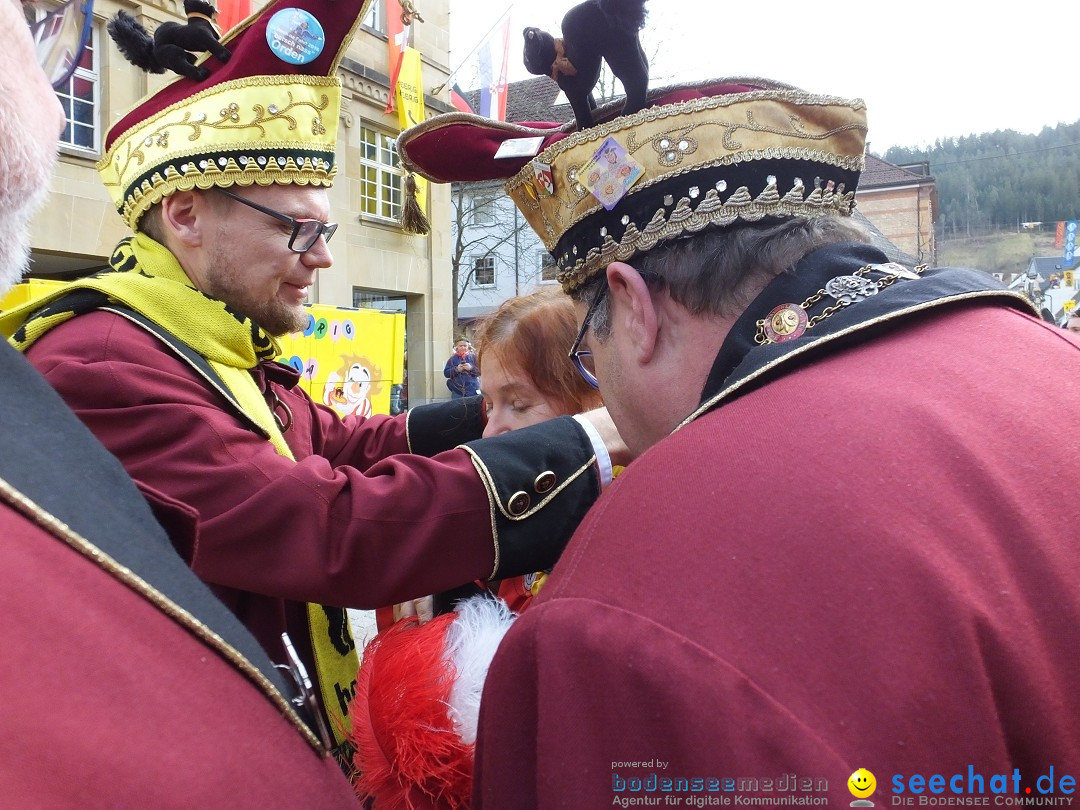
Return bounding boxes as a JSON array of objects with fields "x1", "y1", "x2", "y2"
[
  {"x1": 507, "y1": 491, "x2": 531, "y2": 516},
  {"x1": 534, "y1": 471, "x2": 557, "y2": 494}
]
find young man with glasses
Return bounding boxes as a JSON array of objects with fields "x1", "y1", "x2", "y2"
[
  {"x1": 3, "y1": 0, "x2": 625, "y2": 764},
  {"x1": 400, "y1": 75, "x2": 1080, "y2": 803},
  {"x1": 1067, "y1": 308, "x2": 1080, "y2": 333},
  {"x1": 0, "y1": 0, "x2": 363, "y2": 802}
]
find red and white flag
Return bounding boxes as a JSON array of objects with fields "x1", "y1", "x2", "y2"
[{"x1": 476, "y1": 13, "x2": 511, "y2": 121}]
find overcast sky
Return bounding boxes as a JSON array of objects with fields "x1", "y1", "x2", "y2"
[{"x1": 449, "y1": 0, "x2": 1080, "y2": 153}]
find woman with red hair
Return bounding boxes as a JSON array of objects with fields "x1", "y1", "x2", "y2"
[
  {"x1": 475, "y1": 286, "x2": 603, "y2": 440},
  {"x1": 349, "y1": 288, "x2": 604, "y2": 808},
  {"x1": 473, "y1": 287, "x2": 604, "y2": 611}
]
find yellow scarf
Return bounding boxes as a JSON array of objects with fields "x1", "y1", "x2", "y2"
[{"x1": 3, "y1": 234, "x2": 358, "y2": 749}]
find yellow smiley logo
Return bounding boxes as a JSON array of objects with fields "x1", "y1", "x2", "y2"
[{"x1": 848, "y1": 768, "x2": 877, "y2": 798}]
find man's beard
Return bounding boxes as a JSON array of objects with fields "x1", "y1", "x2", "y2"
[
  {"x1": 0, "y1": 138, "x2": 57, "y2": 298},
  {"x1": 202, "y1": 250, "x2": 308, "y2": 337}
]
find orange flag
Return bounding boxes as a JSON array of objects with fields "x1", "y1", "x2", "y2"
[{"x1": 384, "y1": 0, "x2": 407, "y2": 114}]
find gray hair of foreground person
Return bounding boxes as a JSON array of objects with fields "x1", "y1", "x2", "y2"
[{"x1": 575, "y1": 215, "x2": 871, "y2": 338}]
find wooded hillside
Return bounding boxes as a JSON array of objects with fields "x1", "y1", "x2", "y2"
[{"x1": 882, "y1": 122, "x2": 1080, "y2": 238}]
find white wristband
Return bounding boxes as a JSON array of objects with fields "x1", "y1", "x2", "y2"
[{"x1": 572, "y1": 413, "x2": 614, "y2": 488}]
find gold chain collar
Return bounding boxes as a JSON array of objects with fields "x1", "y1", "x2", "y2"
[{"x1": 755, "y1": 262, "x2": 929, "y2": 345}]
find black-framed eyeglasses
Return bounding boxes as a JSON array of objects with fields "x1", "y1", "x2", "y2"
[
  {"x1": 216, "y1": 188, "x2": 338, "y2": 253},
  {"x1": 569, "y1": 281, "x2": 607, "y2": 390},
  {"x1": 25, "y1": 0, "x2": 95, "y2": 90}
]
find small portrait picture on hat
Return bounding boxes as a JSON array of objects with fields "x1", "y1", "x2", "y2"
[{"x1": 580, "y1": 136, "x2": 644, "y2": 211}]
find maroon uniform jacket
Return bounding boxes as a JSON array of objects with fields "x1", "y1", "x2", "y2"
[
  {"x1": 475, "y1": 244, "x2": 1080, "y2": 807},
  {"x1": 18, "y1": 299, "x2": 599, "y2": 741},
  {"x1": 0, "y1": 340, "x2": 359, "y2": 805}
]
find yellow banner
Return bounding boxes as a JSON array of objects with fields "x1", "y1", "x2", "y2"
[
  {"x1": 275, "y1": 304, "x2": 405, "y2": 418},
  {"x1": 395, "y1": 47, "x2": 427, "y2": 216}
]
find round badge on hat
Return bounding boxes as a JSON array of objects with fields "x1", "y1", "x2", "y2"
[{"x1": 266, "y1": 8, "x2": 326, "y2": 65}]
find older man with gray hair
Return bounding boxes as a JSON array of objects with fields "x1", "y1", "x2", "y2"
[{"x1": 401, "y1": 75, "x2": 1080, "y2": 805}]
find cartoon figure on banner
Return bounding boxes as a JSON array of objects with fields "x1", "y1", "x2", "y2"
[{"x1": 323, "y1": 354, "x2": 382, "y2": 418}]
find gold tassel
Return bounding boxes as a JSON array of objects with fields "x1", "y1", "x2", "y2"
[{"x1": 400, "y1": 173, "x2": 431, "y2": 235}]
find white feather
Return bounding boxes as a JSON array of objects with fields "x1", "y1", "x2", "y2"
[{"x1": 443, "y1": 595, "x2": 517, "y2": 744}]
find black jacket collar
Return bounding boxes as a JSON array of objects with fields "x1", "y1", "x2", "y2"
[
  {"x1": 0, "y1": 340, "x2": 294, "y2": 698},
  {"x1": 694, "y1": 242, "x2": 1035, "y2": 419}
]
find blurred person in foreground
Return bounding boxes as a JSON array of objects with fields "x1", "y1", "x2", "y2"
[
  {"x1": 350, "y1": 287, "x2": 603, "y2": 808},
  {"x1": 0, "y1": 0, "x2": 359, "y2": 803},
  {"x1": 1, "y1": 0, "x2": 624, "y2": 765},
  {"x1": 400, "y1": 70, "x2": 1080, "y2": 804}
]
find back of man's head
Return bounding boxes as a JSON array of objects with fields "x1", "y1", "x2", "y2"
[{"x1": 580, "y1": 216, "x2": 872, "y2": 340}]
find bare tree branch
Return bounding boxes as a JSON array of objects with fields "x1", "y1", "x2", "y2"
[{"x1": 450, "y1": 182, "x2": 536, "y2": 325}]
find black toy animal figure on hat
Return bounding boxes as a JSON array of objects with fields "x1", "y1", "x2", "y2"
[
  {"x1": 522, "y1": 0, "x2": 648, "y2": 129},
  {"x1": 107, "y1": 0, "x2": 231, "y2": 83}
]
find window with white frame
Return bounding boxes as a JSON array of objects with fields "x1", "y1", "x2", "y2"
[
  {"x1": 473, "y1": 256, "x2": 495, "y2": 287},
  {"x1": 362, "y1": 0, "x2": 385, "y2": 33},
  {"x1": 359, "y1": 125, "x2": 402, "y2": 222},
  {"x1": 472, "y1": 194, "x2": 496, "y2": 225},
  {"x1": 28, "y1": 13, "x2": 100, "y2": 153},
  {"x1": 538, "y1": 251, "x2": 558, "y2": 283}
]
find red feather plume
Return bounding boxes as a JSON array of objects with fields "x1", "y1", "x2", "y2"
[{"x1": 349, "y1": 615, "x2": 474, "y2": 809}]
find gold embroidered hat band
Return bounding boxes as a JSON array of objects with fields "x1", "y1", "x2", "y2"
[
  {"x1": 397, "y1": 78, "x2": 868, "y2": 292},
  {"x1": 99, "y1": 0, "x2": 373, "y2": 230}
]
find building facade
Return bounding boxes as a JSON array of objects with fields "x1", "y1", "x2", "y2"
[
  {"x1": 855, "y1": 155, "x2": 938, "y2": 266},
  {"x1": 25, "y1": 0, "x2": 458, "y2": 404},
  {"x1": 453, "y1": 179, "x2": 557, "y2": 332}
]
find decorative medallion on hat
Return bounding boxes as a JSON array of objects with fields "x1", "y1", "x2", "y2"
[
  {"x1": 99, "y1": 0, "x2": 374, "y2": 230},
  {"x1": 398, "y1": 77, "x2": 867, "y2": 292}
]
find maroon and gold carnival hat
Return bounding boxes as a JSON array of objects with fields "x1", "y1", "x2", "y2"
[
  {"x1": 99, "y1": 0, "x2": 375, "y2": 230},
  {"x1": 398, "y1": 78, "x2": 868, "y2": 292}
]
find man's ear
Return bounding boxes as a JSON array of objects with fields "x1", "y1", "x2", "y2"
[
  {"x1": 159, "y1": 191, "x2": 210, "y2": 248},
  {"x1": 606, "y1": 261, "x2": 658, "y2": 364}
]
